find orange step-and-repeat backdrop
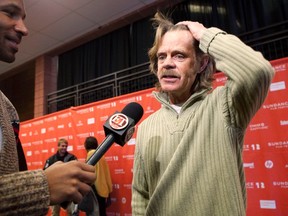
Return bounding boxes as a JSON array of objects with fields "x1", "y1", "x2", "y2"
[{"x1": 20, "y1": 57, "x2": 288, "y2": 216}]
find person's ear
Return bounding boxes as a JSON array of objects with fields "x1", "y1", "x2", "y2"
[{"x1": 198, "y1": 55, "x2": 210, "y2": 73}]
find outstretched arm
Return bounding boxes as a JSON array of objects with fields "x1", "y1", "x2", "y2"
[{"x1": 0, "y1": 160, "x2": 95, "y2": 216}]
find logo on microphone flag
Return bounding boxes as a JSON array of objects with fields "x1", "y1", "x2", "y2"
[{"x1": 109, "y1": 113, "x2": 129, "y2": 130}]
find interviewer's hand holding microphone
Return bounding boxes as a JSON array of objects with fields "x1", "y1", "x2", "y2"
[
  {"x1": 44, "y1": 102, "x2": 143, "y2": 209},
  {"x1": 44, "y1": 161, "x2": 96, "y2": 205}
]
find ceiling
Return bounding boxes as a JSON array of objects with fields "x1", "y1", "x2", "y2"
[{"x1": 0, "y1": 0, "x2": 166, "y2": 76}]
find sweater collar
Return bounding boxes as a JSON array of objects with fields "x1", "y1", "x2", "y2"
[{"x1": 153, "y1": 88, "x2": 210, "y2": 112}]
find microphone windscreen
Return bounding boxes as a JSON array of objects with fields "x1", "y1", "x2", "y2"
[{"x1": 121, "y1": 102, "x2": 144, "y2": 124}]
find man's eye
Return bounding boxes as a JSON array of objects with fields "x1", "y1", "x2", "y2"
[
  {"x1": 157, "y1": 55, "x2": 165, "y2": 61},
  {"x1": 174, "y1": 54, "x2": 185, "y2": 60},
  {"x1": 2, "y1": 10, "x2": 12, "y2": 16},
  {"x1": 2, "y1": 9, "x2": 19, "y2": 19}
]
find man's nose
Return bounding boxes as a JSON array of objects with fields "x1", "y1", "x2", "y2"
[
  {"x1": 163, "y1": 56, "x2": 176, "y2": 69},
  {"x1": 15, "y1": 19, "x2": 29, "y2": 36}
]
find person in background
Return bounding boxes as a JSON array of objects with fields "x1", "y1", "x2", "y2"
[
  {"x1": 84, "y1": 136, "x2": 113, "y2": 216},
  {"x1": 0, "y1": 1, "x2": 96, "y2": 215},
  {"x1": 43, "y1": 138, "x2": 77, "y2": 169},
  {"x1": 44, "y1": 138, "x2": 78, "y2": 216},
  {"x1": 131, "y1": 12, "x2": 275, "y2": 215}
]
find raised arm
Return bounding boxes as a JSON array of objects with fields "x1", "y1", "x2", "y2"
[{"x1": 179, "y1": 21, "x2": 275, "y2": 128}]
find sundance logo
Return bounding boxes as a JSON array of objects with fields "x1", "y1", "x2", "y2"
[
  {"x1": 122, "y1": 155, "x2": 134, "y2": 160},
  {"x1": 96, "y1": 103, "x2": 111, "y2": 109},
  {"x1": 123, "y1": 184, "x2": 132, "y2": 190},
  {"x1": 32, "y1": 120, "x2": 44, "y2": 126},
  {"x1": 76, "y1": 107, "x2": 93, "y2": 114},
  {"x1": 32, "y1": 140, "x2": 43, "y2": 145},
  {"x1": 273, "y1": 181, "x2": 288, "y2": 189},
  {"x1": 115, "y1": 169, "x2": 125, "y2": 175},
  {"x1": 21, "y1": 142, "x2": 31, "y2": 147},
  {"x1": 58, "y1": 112, "x2": 70, "y2": 119},
  {"x1": 44, "y1": 116, "x2": 57, "y2": 122},
  {"x1": 263, "y1": 101, "x2": 288, "y2": 110},
  {"x1": 249, "y1": 123, "x2": 268, "y2": 131},
  {"x1": 268, "y1": 140, "x2": 288, "y2": 148},
  {"x1": 44, "y1": 138, "x2": 57, "y2": 143},
  {"x1": 21, "y1": 123, "x2": 32, "y2": 128}
]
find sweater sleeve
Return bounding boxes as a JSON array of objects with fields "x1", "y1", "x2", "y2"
[
  {"x1": 132, "y1": 126, "x2": 149, "y2": 215},
  {"x1": 200, "y1": 27, "x2": 275, "y2": 129},
  {"x1": 0, "y1": 169, "x2": 50, "y2": 216}
]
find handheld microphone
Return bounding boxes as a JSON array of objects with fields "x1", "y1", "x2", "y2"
[
  {"x1": 61, "y1": 102, "x2": 144, "y2": 209},
  {"x1": 86, "y1": 102, "x2": 144, "y2": 166}
]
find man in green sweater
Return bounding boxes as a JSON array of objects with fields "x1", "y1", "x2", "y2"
[{"x1": 131, "y1": 12, "x2": 275, "y2": 215}]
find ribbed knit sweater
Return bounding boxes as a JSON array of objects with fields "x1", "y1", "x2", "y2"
[
  {"x1": 131, "y1": 28, "x2": 274, "y2": 215},
  {"x1": 0, "y1": 91, "x2": 50, "y2": 215}
]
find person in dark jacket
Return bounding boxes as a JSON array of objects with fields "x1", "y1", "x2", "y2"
[{"x1": 44, "y1": 138, "x2": 77, "y2": 169}]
